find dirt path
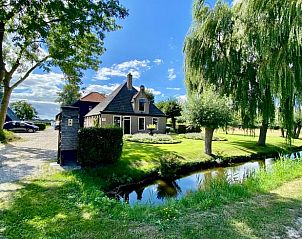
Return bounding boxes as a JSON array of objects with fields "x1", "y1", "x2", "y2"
[{"x1": 0, "y1": 128, "x2": 58, "y2": 199}]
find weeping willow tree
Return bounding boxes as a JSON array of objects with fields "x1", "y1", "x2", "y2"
[
  {"x1": 242, "y1": 0, "x2": 302, "y2": 142},
  {"x1": 184, "y1": 0, "x2": 302, "y2": 145}
]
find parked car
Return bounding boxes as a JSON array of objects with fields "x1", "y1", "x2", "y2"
[
  {"x1": 3, "y1": 121, "x2": 39, "y2": 133},
  {"x1": 54, "y1": 121, "x2": 60, "y2": 130}
]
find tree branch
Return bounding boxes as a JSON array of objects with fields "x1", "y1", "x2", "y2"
[
  {"x1": 0, "y1": 21, "x2": 6, "y2": 85},
  {"x1": 11, "y1": 55, "x2": 49, "y2": 89}
]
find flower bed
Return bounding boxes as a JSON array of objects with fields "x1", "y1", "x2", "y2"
[
  {"x1": 124, "y1": 133, "x2": 181, "y2": 144},
  {"x1": 178, "y1": 133, "x2": 227, "y2": 141}
]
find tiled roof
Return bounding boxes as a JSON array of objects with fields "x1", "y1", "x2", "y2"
[
  {"x1": 80, "y1": 92, "x2": 106, "y2": 102},
  {"x1": 7, "y1": 107, "x2": 19, "y2": 121},
  {"x1": 86, "y1": 82, "x2": 165, "y2": 117}
]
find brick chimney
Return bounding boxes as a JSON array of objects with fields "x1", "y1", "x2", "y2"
[{"x1": 127, "y1": 73, "x2": 133, "y2": 90}]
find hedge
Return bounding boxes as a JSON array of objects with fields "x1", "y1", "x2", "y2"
[
  {"x1": 77, "y1": 127, "x2": 123, "y2": 167},
  {"x1": 34, "y1": 123, "x2": 46, "y2": 131}
]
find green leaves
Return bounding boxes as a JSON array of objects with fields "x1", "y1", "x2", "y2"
[
  {"x1": 184, "y1": 0, "x2": 302, "y2": 142},
  {"x1": 183, "y1": 87, "x2": 233, "y2": 129},
  {"x1": 10, "y1": 100, "x2": 38, "y2": 120},
  {"x1": 156, "y1": 99, "x2": 181, "y2": 119},
  {"x1": 1, "y1": 0, "x2": 128, "y2": 78}
]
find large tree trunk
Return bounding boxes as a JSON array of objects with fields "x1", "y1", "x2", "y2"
[
  {"x1": 204, "y1": 127, "x2": 215, "y2": 155},
  {"x1": 171, "y1": 117, "x2": 176, "y2": 130},
  {"x1": 258, "y1": 121, "x2": 268, "y2": 146},
  {"x1": 293, "y1": 124, "x2": 301, "y2": 139},
  {"x1": 0, "y1": 86, "x2": 12, "y2": 129}
]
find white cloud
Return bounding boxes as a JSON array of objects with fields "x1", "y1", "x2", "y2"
[
  {"x1": 133, "y1": 85, "x2": 161, "y2": 96},
  {"x1": 10, "y1": 72, "x2": 64, "y2": 119},
  {"x1": 166, "y1": 87, "x2": 181, "y2": 91},
  {"x1": 84, "y1": 84, "x2": 120, "y2": 95},
  {"x1": 146, "y1": 88, "x2": 161, "y2": 96},
  {"x1": 94, "y1": 59, "x2": 151, "y2": 81},
  {"x1": 232, "y1": 0, "x2": 242, "y2": 5},
  {"x1": 153, "y1": 59, "x2": 163, "y2": 65},
  {"x1": 168, "y1": 68, "x2": 177, "y2": 81},
  {"x1": 176, "y1": 95, "x2": 187, "y2": 104}
]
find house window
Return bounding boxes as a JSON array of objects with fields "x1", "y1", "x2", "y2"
[
  {"x1": 138, "y1": 117, "x2": 145, "y2": 131},
  {"x1": 139, "y1": 99, "x2": 145, "y2": 111},
  {"x1": 152, "y1": 118, "x2": 158, "y2": 130},
  {"x1": 113, "y1": 116, "x2": 121, "y2": 127}
]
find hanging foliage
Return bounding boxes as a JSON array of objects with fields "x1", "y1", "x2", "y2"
[{"x1": 184, "y1": 0, "x2": 302, "y2": 145}]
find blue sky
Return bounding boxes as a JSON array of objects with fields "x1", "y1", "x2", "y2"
[{"x1": 11, "y1": 0, "x2": 228, "y2": 119}]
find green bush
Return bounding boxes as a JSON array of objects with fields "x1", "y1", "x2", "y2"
[
  {"x1": 0, "y1": 130, "x2": 5, "y2": 143},
  {"x1": 176, "y1": 124, "x2": 187, "y2": 134},
  {"x1": 159, "y1": 153, "x2": 181, "y2": 178},
  {"x1": 0, "y1": 130, "x2": 20, "y2": 143},
  {"x1": 33, "y1": 123, "x2": 46, "y2": 131},
  {"x1": 124, "y1": 133, "x2": 181, "y2": 144},
  {"x1": 78, "y1": 127, "x2": 123, "y2": 167}
]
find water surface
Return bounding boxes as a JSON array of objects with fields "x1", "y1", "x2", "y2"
[{"x1": 118, "y1": 151, "x2": 302, "y2": 205}]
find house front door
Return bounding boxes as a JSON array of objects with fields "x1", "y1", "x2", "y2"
[{"x1": 123, "y1": 117, "x2": 131, "y2": 134}]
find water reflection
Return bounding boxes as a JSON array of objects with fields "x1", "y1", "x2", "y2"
[
  {"x1": 157, "y1": 180, "x2": 181, "y2": 199},
  {"x1": 118, "y1": 152, "x2": 301, "y2": 205}
]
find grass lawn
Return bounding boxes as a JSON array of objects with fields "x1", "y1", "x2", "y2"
[
  {"x1": 86, "y1": 129, "x2": 302, "y2": 190},
  {"x1": 1, "y1": 159, "x2": 302, "y2": 238},
  {"x1": 1, "y1": 129, "x2": 302, "y2": 238}
]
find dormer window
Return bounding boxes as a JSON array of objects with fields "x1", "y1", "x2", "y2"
[{"x1": 139, "y1": 98, "x2": 145, "y2": 111}]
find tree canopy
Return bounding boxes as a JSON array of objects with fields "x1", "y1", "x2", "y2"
[
  {"x1": 156, "y1": 98, "x2": 181, "y2": 130},
  {"x1": 10, "y1": 100, "x2": 38, "y2": 120},
  {"x1": 56, "y1": 78, "x2": 82, "y2": 106},
  {"x1": 0, "y1": 0, "x2": 128, "y2": 129},
  {"x1": 145, "y1": 89, "x2": 155, "y2": 103},
  {"x1": 183, "y1": 87, "x2": 233, "y2": 155},
  {"x1": 184, "y1": 0, "x2": 302, "y2": 145},
  {"x1": 183, "y1": 87, "x2": 233, "y2": 129}
]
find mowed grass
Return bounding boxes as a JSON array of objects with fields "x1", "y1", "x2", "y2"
[
  {"x1": 1, "y1": 159, "x2": 302, "y2": 238},
  {"x1": 65, "y1": 129, "x2": 302, "y2": 191}
]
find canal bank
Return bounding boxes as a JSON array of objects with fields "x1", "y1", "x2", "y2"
[{"x1": 108, "y1": 147, "x2": 302, "y2": 205}]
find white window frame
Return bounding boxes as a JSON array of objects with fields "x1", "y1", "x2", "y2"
[
  {"x1": 138, "y1": 98, "x2": 146, "y2": 112},
  {"x1": 113, "y1": 115, "x2": 122, "y2": 128},
  {"x1": 152, "y1": 117, "x2": 158, "y2": 130},
  {"x1": 123, "y1": 116, "x2": 131, "y2": 134},
  {"x1": 138, "y1": 117, "x2": 145, "y2": 131}
]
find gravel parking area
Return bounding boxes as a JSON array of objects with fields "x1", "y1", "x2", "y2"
[{"x1": 0, "y1": 128, "x2": 58, "y2": 199}]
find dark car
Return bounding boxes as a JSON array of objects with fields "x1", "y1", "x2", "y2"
[{"x1": 3, "y1": 121, "x2": 39, "y2": 133}]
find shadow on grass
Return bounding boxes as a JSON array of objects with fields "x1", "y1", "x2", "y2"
[
  {"x1": 227, "y1": 140, "x2": 294, "y2": 155},
  {"x1": 172, "y1": 192, "x2": 302, "y2": 239},
  {"x1": 1, "y1": 173, "x2": 302, "y2": 238},
  {"x1": 71, "y1": 142, "x2": 175, "y2": 190},
  {"x1": 0, "y1": 179, "x2": 131, "y2": 239}
]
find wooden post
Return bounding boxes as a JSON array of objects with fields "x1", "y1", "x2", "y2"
[{"x1": 58, "y1": 106, "x2": 79, "y2": 165}]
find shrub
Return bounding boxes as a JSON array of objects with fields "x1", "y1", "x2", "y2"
[
  {"x1": 178, "y1": 133, "x2": 227, "y2": 141},
  {"x1": 34, "y1": 123, "x2": 46, "y2": 131},
  {"x1": 124, "y1": 133, "x2": 181, "y2": 144},
  {"x1": 0, "y1": 130, "x2": 20, "y2": 143},
  {"x1": 0, "y1": 130, "x2": 5, "y2": 143},
  {"x1": 186, "y1": 125, "x2": 201, "y2": 133},
  {"x1": 78, "y1": 127, "x2": 123, "y2": 167},
  {"x1": 159, "y1": 153, "x2": 182, "y2": 178},
  {"x1": 176, "y1": 124, "x2": 187, "y2": 134}
]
